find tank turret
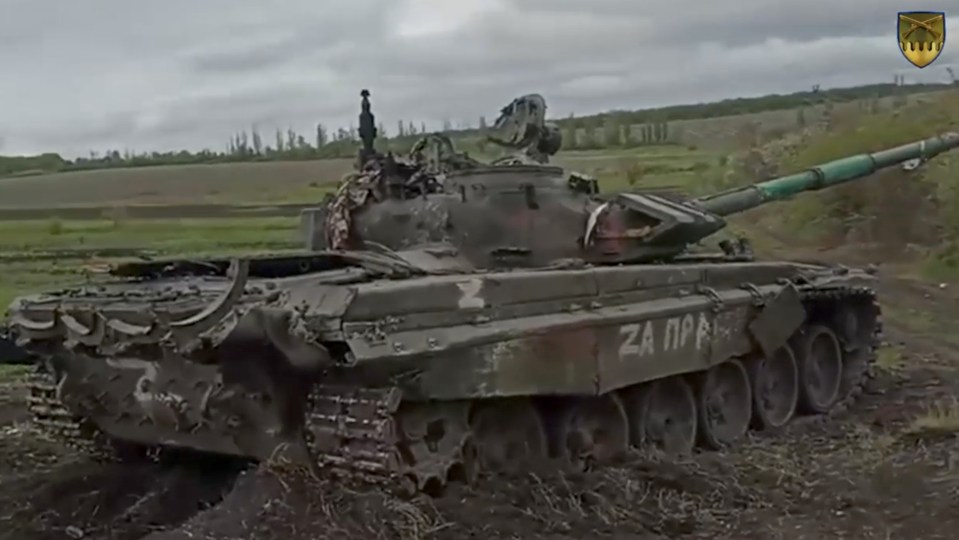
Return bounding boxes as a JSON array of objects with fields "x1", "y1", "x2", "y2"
[{"x1": 314, "y1": 90, "x2": 959, "y2": 269}]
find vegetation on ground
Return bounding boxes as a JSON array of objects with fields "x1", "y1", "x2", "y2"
[
  {"x1": 0, "y1": 146, "x2": 715, "y2": 209},
  {"x1": 728, "y1": 90, "x2": 959, "y2": 281},
  {"x1": 0, "y1": 217, "x2": 300, "y2": 310}
]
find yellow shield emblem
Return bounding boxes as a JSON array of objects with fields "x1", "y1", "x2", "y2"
[{"x1": 898, "y1": 11, "x2": 946, "y2": 68}]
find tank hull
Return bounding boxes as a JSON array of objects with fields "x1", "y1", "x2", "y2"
[{"x1": 7, "y1": 253, "x2": 881, "y2": 494}]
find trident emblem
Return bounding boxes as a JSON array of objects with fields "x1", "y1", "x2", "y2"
[{"x1": 898, "y1": 11, "x2": 946, "y2": 68}]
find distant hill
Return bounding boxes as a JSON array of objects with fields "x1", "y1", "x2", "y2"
[
  {"x1": 1, "y1": 81, "x2": 953, "y2": 178},
  {"x1": 0, "y1": 153, "x2": 69, "y2": 177},
  {"x1": 566, "y1": 82, "x2": 952, "y2": 126}
]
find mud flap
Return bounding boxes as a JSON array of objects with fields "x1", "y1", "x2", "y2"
[{"x1": 748, "y1": 283, "x2": 806, "y2": 358}]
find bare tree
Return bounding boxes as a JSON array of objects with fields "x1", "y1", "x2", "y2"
[
  {"x1": 251, "y1": 125, "x2": 263, "y2": 155},
  {"x1": 316, "y1": 123, "x2": 327, "y2": 147}
]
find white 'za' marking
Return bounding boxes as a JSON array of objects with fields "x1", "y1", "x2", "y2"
[
  {"x1": 620, "y1": 313, "x2": 709, "y2": 360},
  {"x1": 619, "y1": 323, "x2": 641, "y2": 356},
  {"x1": 618, "y1": 322, "x2": 655, "y2": 358}
]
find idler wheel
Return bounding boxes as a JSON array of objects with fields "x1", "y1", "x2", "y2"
[
  {"x1": 748, "y1": 346, "x2": 799, "y2": 430},
  {"x1": 696, "y1": 360, "x2": 753, "y2": 450},
  {"x1": 835, "y1": 306, "x2": 876, "y2": 400},
  {"x1": 470, "y1": 398, "x2": 547, "y2": 475},
  {"x1": 626, "y1": 376, "x2": 698, "y2": 455},
  {"x1": 795, "y1": 325, "x2": 844, "y2": 414},
  {"x1": 560, "y1": 394, "x2": 629, "y2": 471}
]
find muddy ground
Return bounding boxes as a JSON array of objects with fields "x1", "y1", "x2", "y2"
[{"x1": 1, "y1": 255, "x2": 957, "y2": 540}]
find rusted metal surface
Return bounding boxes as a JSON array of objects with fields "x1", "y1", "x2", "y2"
[{"x1": 5, "y1": 89, "x2": 953, "y2": 497}]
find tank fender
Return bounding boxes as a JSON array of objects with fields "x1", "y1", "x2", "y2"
[
  {"x1": 170, "y1": 259, "x2": 249, "y2": 334},
  {"x1": 746, "y1": 282, "x2": 807, "y2": 357},
  {"x1": 227, "y1": 307, "x2": 334, "y2": 373}
]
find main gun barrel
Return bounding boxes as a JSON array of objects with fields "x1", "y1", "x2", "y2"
[{"x1": 695, "y1": 132, "x2": 959, "y2": 217}]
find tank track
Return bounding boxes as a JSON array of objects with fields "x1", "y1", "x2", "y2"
[
  {"x1": 24, "y1": 366, "x2": 113, "y2": 459},
  {"x1": 297, "y1": 284, "x2": 882, "y2": 495},
  {"x1": 25, "y1": 363, "x2": 160, "y2": 462},
  {"x1": 23, "y1": 284, "x2": 881, "y2": 496},
  {"x1": 303, "y1": 385, "x2": 404, "y2": 485},
  {"x1": 807, "y1": 285, "x2": 882, "y2": 420}
]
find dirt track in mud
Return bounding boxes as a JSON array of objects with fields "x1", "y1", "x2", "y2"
[{"x1": 1, "y1": 265, "x2": 957, "y2": 540}]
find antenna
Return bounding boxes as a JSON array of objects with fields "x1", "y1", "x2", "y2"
[{"x1": 357, "y1": 89, "x2": 377, "y2": 167}]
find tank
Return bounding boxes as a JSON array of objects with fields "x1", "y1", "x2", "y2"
[{"x1": 5, "y1": 90, "x2": 959, "y2": 497}]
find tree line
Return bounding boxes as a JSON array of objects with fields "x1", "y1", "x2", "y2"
[{"x1": 0, "y1": 81, "x2": 952, "y2": 178}]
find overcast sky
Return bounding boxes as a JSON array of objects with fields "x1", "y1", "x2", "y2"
[{"x1": 1, "y1": 0, "x2": 955, "y2": 157}]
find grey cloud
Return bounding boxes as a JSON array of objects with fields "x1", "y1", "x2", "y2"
[
  {"x1": 517, "y1": 0, "x2": 916, "y2": 44},
  {"x1": 1, "y1": 0, "x2": 955, "y2": 157},
  {"x1": 182, "y1": 34, "x2": 308, "y2": 75},
  {"x1": 180, "y1": 1, "x2": 391, "y2": 76}
]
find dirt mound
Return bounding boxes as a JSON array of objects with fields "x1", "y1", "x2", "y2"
[
  {"x1": 0, "y1": 366, "x2": 957, "y2": 540},
  {"x1": 151, "y1": 456, "x2": 753, "y2": 540},
  {"x1": 0, "y1": 455, "x2": 243, "y2": 540},
  {"x1": 143, "y1": 335, "x2": 959, "y2": 540}
]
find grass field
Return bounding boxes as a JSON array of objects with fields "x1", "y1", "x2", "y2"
[
  {"x1": 0, "y1": 217, "x2": 301, "y2": 310},
  {"x1": 0, "y1": 145, "x2": 717, "y2": 210},
  {"x1": 0, "y1": 159, "x2": 355, "y2": 208}
]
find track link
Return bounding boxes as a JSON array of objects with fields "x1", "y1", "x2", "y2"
[
  {"x1": 799, "y1": 284, "x2": 882, "y2": 419},
  {"x1": 24, "y1": 366, "x2": 106, "y2": 457},
  {"x1": 303, "y1": 385, "x2": 403, "y2": 485}
]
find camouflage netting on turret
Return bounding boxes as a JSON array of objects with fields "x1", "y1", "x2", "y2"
[
  {"x1": 323, "y1": 134, "x2": 472, "y2": 250},
  {"x1": 321, "y1": 91, "x2": 575, "y2": 251},
  {"x1": 324, "y1": 171, "x2": 375, "y2": 250}
]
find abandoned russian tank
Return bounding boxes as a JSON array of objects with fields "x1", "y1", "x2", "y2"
[{"x1": 6, "y1": 90, "x2": 959, "y2": 496}]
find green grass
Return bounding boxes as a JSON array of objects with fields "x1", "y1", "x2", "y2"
[
  {"x1": 0, "y1": 145, "x2": 713, "y2": 210},
  {"x1": 876, "y1": 347, "x2": 908, "y2": 374},
  {"x1": 0, "y1": 159, "x2": 356, "y2": 208},
  {"x1": 0, "y1": 217, "x2": 301, "y2": 310},
  {"x1": 0, "y1": 364, "x2": 30, "y2": 382},
  {"x1": 0, "y1": 143, "x2": 718, "y2": 313},
  {"x1": 908, "y1": 398, "x2": 959, "y2": 437},
  {"x1": 554, "y1": 146, "x2": 717, "y2": 193},
  {"x1": 708, "y1": 89, "x2": 959, "y2": 281},
  {"x1": 0, "y1": 217, "x2": 298, "y2": 251}
]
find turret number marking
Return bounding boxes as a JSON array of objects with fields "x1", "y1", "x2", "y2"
[
  {"x1": 456, "y1": 279, "x2": 486, "y2": 309},
  {"x1": 618, "y1": 313, "x2": 711, "y2": 359}
]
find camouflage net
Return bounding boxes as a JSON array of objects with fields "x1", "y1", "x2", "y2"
[
  {"x1": 325, "y1": 170, "x2": 379, "y2": 251},
  {"x1": 323, "y1": 133, "x2": 487, "y2": 250}
]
